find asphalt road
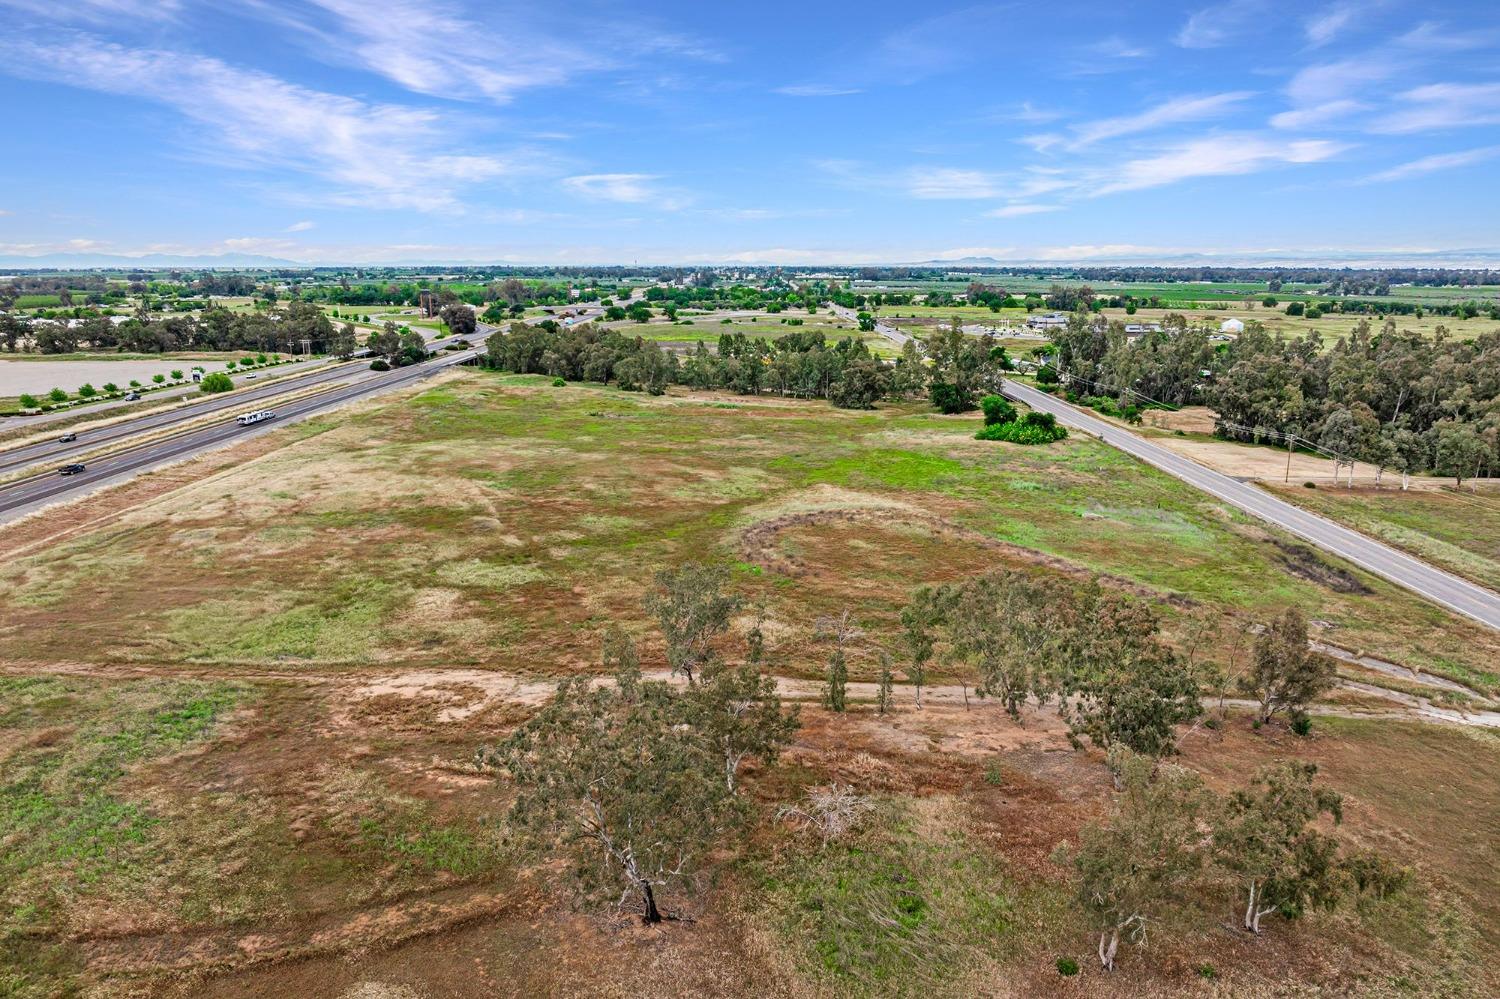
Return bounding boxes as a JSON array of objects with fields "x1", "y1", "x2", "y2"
[
  {"x1": 0, "y1": 329, "x2": 464, "y2": 476},
  {"x1": 827, "y1": 304, "x2": 912, "y2": 346},
  {"x1": 1003, "y1": 378, "x2": 1500, "y2": 632},
  {"x1": 0, "y1": 346, "x2": 481, "y2": 523}
]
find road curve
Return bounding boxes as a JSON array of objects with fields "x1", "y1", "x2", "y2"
[
  {"x1": 827, "y1": 303, "x2": 911, "y2": 346},
  {"x1": 1002, "y1": 379, "x2": 1500, "y2": 631}
]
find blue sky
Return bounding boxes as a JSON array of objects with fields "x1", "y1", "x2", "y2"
[{"x1": 1, "y1": 0, "x2": 1498, "y2": 264}]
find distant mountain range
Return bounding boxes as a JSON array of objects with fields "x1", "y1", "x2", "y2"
[
  {"x1": 909, "y1": 248, "x2": 1500, "y2": 268},
  {"x1": 0, "y1": 252, "x2": 300, "y2": 269}
]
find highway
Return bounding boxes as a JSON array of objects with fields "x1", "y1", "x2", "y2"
[
  {"x1": 0, "y1": 342, "x2": 484, "y2": 523},
  {"x1": 0, "y1": 328, "x2": 469, "y2": 477},
  {"x1": 1002, "y1": 378, "x2": 1500, "y2": 632}
]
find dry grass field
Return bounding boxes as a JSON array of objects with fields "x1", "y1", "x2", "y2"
[{"x1": 2, "y1": 369, "x2": 1498, "y2": 997}]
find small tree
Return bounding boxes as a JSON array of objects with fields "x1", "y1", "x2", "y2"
[
  {"x1": 899, "y1": 595, "x2": 937, "y2": 708},
  {"x1": 479, "y1": 665, "x2": 742, "y2": 923},
  {"x1": 875, "y1": 652, "x2": 894, "y2": 716},
  {"x1": 1238, "y1": 608, "x2": 1333, "y2": 725},
  {"x1": 102, "y1": 382, "x2": 119, "y2": 393},
  {"x1": 18, "y1": 392, "x2": 39, "y2": 409},
  {"x1": 1063, "y1": 588, "x2": 1202, "y2": 757},
  {"x1": 646, "y1": 562, "x2": 742, "y2": 686},
  {"x1": 1057, "y1": 750, "x2": 1210, "y2": 971},
  {"x1": 199, "y1": 372, "x2": 234, "y2": 394},
  {"x1": 152, "y1": 373, "x2": 166, "y2": 385},
  {"x1": 693, "y1": 660, "x2": 799, "y2": 794},
  {"x1": 979, "y1": 394, "x2": 1017, "y2": 426},
  {"x1": 1214, "y1": 761, "x2": 1345, "y2": 933},
  {"x1": 77, "y1": 383, "x2": 97, "y2": 398},
  {"x1": 48, "y1": 387, "x2": 68, "y2": 403},
  {"x1": 170, "y1": 369, "x2": 184, "y2": 381},
  {"x1": 817, "y1": 609, "x2": 859, "y2": 713}
]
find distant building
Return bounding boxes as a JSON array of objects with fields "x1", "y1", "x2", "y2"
[{"x1": 1219, "y1": 318, "x2": 1245, "y2": 334}]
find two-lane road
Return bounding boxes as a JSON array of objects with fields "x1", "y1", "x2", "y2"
[{"x1": 1003, "y1": 379, "x2": 1500, "y2": 631}]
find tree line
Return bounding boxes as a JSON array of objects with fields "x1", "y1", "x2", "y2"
[
  {"x1": 0, "y1": 302, "x2": 336, "y2": 355},
  {"x1": 1045, "y1": 312, "x2": 1500, "y2": 484},
  {"x1": 480, "y1": 320, "x2": 1018, "y2": 412}
]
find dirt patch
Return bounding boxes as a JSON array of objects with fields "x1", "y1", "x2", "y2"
[{"x1": 1269, "y1": 537, "x2": 1374, "y2": 594}]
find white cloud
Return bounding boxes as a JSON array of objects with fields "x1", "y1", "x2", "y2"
[
  {"x1": 1361, "y1": 145, "x2": 1500, "y2": 182},
  {"x1": 0, "y1": 34, "x2": 529, "y2": 210},
  {"x1": 984, "y1": 204, "x2": 1062, "y2": 218},
  {"x1": 775, "y1": 84, "x2": 862, "y2": 97},
  {"x1": 904, "y1": 168, "x2": 1005, "y2": 199},
  {"x1": 1038, "y1": 91, "x2": 1255, "y2": 151},
  {"x1": 1270, "y1": 98, "x2": 1365, "y2": 129},
  {"x1": 284, "y1": 220, "x2": 315, "y2": 232},
  {"x1": 1094, "y1": 134, "x2": 1348, "y2": 194},
  {"x1": 1374, "y1": 82, "x2": 1500, "y2": 133},
  {"x1": 561, "y1": 173, "x2": 691, "y2": 210},
  {"x1": 1304, "y1": 4, "x2": 1358, "y2": 47},
  {"x1": 1176, "y1": 1, "x2": 1262, "y2": 48},
  {"x1": 0, "y1": 0, "x2": 179, "y2": 23},
  {"x1": 1286, "y1": 57, "x2": 1401, "y2": 106}
]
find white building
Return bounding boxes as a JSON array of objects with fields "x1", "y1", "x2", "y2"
[{"x1": 1219, "y1": 318, "x2": 1245, "y2": 334}]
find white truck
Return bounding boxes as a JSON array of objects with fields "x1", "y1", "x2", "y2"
[{"x1": 235, "y1": 409, "x2": 276, "y2": 426}]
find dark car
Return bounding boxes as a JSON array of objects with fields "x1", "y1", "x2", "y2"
[
  {"x1": 58, "y1": 463, "x2": 85, "y2": 476},
  {"x1": 125, "y1": 392, "x2": 140, "y2": 400},
  {"x1": 59, "y1": 433, "x2": 77, "y2": 443}
]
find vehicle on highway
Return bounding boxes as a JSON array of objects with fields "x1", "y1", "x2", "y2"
[
  {"x1": 235, "y1": 409, "x2": 276, "y2": 426},
  {"x1": 59, "y1": 433, "x2": 77, "y2": 443},
  {"x1": 125, "y1": 392, "x2": 140, "y2": 400},
  {"x1": 58, "y1": 463, "x2": 85, "y2": 476}
]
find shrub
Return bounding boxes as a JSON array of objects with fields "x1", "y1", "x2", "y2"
[
  {"x1": 551, "y1": 377, "x2": 566, "y2": 387},
  {"x1": 979, "y1": 394, "x2": 1017, "y2": 426},
  {"x1": 48, "y1": 387, "x2": 68, "y2": 403},
  {"x1": 257, "y1": 353, "x2": 268, "y2": 364},
  {"x1": 975, "y1": 411, "x2": 1068, "y2": 445},
  {"x1": 1290, "y1": 710, "x2": 1313, "y2": 737},
  {"x1": 129, "y1": 379, "x2": 142, "y2": 388},
  {"x1": 1285, "y1": 301, "x2": 1305, "y2": 316},
  {"x1": 928, "y1": 381, "x2": 972, "y2": 414},
  {"x1": 225, "y1": 359, "x2": 237, "y2": 369},
  {"x1": 1035, "y1": 364, "x2": 1060, "y2": 386},
  {"x1": 1056, "y1": 957, "x2": 1079, "y2": 977},
  {"x1": 18, "y1": 393, "x2": 38, "y2": 409},
  {"x1": 78, "y1": 383, "x2": 97, "y2": 398},
  {"x1": 102, "y1": 382, "x2": 119, "y2": 393},
  {"x1": 152, "y1": 373, "x2": 166, "y2": 384},
  {"x1": 983, "y1": 759, "x2": 1004, "y2": 786},
  {"x1": 199, "y1": 372, "x2": 234, "y2": 394},
  {"x1": 170, "y1": 370, "x2": 183, "y2": 381},
  {"x1": 369, "y1": 358, "x2": 391, "y2": 371}
]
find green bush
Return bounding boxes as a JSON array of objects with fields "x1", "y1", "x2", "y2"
[
  {"x1": 152, "y1": 373, "x2": 166, "y2": 385},
  {"x1": 369, "y1": 358, "x2": 391, "y2": 371},
  {"x1": 199, "y1": 372, "x2": 234, "y2": 394},
  {"x1": 170, "y1": 370, "x2": 183, "y2": 381},
  {"x1": 551, "y1": 377, "x2": 566, "y2": 387},
  {"x1": 929, "y1": 381, "x2": 972, "y2": 414},
  {"x1": 975, "y1": 412, "x2": 1068, "y2": 445},
  {"x1": 1056, "y1": 957, "x2": 1079, "y2": 976},
  {"x1": 979, "y1": 394, "x2": 1016, "y2": 426},
  {"x1": 48, "y1": 387, "x2": 68, "y2": 403},
  {"x1": 102, "y1": 382, "x2": 119, "y2": 393},
  {"x1": 78, "y1": 383, "x2": 97, "y2": 398},
  {"x1": 18, "y1": 392, "x2": 39, "y2": 409},
  {"x1": 1035, "y1": 365, "x2": 1059, "y2": 386}
]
